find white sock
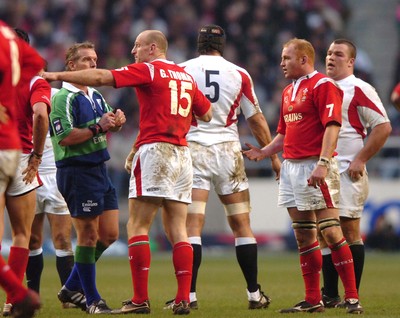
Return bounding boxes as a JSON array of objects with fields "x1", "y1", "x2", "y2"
[
  {"x1": 189, "y1": 292, "x2": 197, "y2": 302},
  {"x1": 247, "y1": 288, "x2": 260, "y2": 301}
]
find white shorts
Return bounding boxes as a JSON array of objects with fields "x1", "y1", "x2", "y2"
[
  {"x1": 36, "y1": 173, "x2": 69, "y2": 215},
  {"x1": 129, "y1": 142, "x2": 193, "y2": 203},
  {"x1": 339, "y1": 169, "x2": 369, "y2": 219},
  {"x1": 6, "y1": 153, "x2": 42, "y2": 196},
  {"x1": 188, "y1": 141, "x2": 249, "y2": 195},
  {"x1": 278, "y1": 158, "x2": 340, "y2": 211},
  {"x1": 0, "y1": 150, "x2": 21, "y2": 193}
]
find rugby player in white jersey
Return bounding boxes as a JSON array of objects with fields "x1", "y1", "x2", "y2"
[
  {"x1": 163, "y1": 24, "x2": 281, "y2": 310},
  {"x1": 320, "y1": 38, "x2": 391, "y2": 310}
]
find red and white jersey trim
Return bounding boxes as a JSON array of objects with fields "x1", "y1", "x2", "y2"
[{"x1": 335, "y1": 75, "x2": 390, "y2": 172}]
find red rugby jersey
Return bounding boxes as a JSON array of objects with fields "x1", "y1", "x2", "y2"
[
  {"x1": 111, "y1": 59, "x2": 211, "y2": 148},
  {"x1": 277, "y1": 71, "x2": 343, "y2": 159},
  {"x1": 0, "y1": 21, "x2": 45, "y2": 150},
  {"x1": 16, "y1": 76, "x2": 51, "y2": 153}
]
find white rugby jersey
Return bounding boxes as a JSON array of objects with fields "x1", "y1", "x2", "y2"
[
  {"x1": 180, "y1": 55, "x2": 262, "y2": 146},
  {"x1": 335, "y1": 74, "x2": 390, "y2": 173}
]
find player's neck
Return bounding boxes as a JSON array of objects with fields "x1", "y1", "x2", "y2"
[{"x1": 72, "y1": 83, "x2": 88, "y2": 94}]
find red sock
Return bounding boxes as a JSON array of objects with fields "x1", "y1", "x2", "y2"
[
  {"x1": 7, "y1": 246, "x2": 29, "y2": 303},
  {"x1": 0, "y1": 256, "x2": 28, "y2": 304},
  {"x1": 128, "y1": 235, "x2": 150, "y2": 304},
  {"x1": 173, "y1": 242, "x2": 193, "y2": 304},
  {"x1": 8, "y1": 246, "x2": 29, "y2": 281},
  {"x1": 329, "y1": 238, "x2": 358, "y2": 300},
  {"x1": 299, "y1": 241, "x2": 322, "y2": 305}
]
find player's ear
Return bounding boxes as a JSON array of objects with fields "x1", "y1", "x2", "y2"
[
  {"x1": 349, "y1": 57, "x2": 355, "y2": 68},
  {"x1": 67, "y1": 60, "x2": 75, "y2": 71}
]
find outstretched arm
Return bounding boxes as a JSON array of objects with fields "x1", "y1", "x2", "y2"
[
  {"x1": 42, "y1": 69, "x2": 115, "y2": 87},
  {"x1": 243, "y1": 133, "x2": 284, "y2": 162},
  {"x1": 247, "y1": 113, "x2": 281, "y2": 179}
]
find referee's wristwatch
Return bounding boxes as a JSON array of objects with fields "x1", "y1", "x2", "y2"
[{"x1": 88, "y1": 123, "x2": 103, "y2": 136}]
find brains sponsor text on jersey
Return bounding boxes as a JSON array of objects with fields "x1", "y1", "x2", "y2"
[{"x1": 284, "y1": 112, "x2": 303, "y2": 122}]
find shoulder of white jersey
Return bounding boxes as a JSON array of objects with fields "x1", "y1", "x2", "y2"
[
  {"x1": 228, "y1": 60, "x2": 251, "y2": 77},
  {"x1": 314, "y1": 75, "x2": 339, "y2": 89},
  {"x1": 51, "y1": 87, "x2": 60, "y2": 98},
  {"x1": 179, "y1": 57, "x2": 198, "y2": 68},
  {"x1": 352, "y1": 75, "x2": 378, "y2": 94}
]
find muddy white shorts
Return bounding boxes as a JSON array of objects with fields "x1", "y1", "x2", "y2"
[
  {"x1": 339, "y1": 169, "x2": 368, "y2": 218},
  {"x1": 36, "y1": 172, "x2": 69, "y2": 215},
  {"x1": 0, "y1": 150, "x2": 21, "y2": 193},
  {"x1": 6, "y1": 153, "x2": 42, "y2": 196},
  {"x1": 188, "y1": 140, "x2": 249, "y2": 195},
  {"x1": 278, "y1": 158, "x2": 340, "y2": 211},
  {"x1": 129, "y1": 142, "x2": 193, "y2": 204}
]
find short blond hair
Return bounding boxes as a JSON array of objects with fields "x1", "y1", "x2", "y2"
[{"x1": 283, "y1": 38, "x2": 315, "y2": 64}]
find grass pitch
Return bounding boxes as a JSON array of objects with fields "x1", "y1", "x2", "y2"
[{"x1": 1, "y1": 251, "x2": 399, "y2": 317}]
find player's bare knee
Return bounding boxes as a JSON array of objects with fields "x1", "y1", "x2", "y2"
[
  {"x1": 344, "y1": 231, "x2": 362, "y2": 245},
  {"x1": 53, "y1": 235, "x2": 72, "y2": 250},
  {"x1": 318, "y1": 218, "x2": 341, "y2": 243},
  {"x1": 291, "y1": 220, "x2": 317, "y2": 245},
  {"x1": 99, "y1": 231, "x2": 119, "y2": 247},
  {"x1": 29, "y1": 236, "x2": 42, "y2": 250}
]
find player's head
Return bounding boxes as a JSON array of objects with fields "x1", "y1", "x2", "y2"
[
  {"x1": 331, "y1": 38, "x2": 357, "y2": 59},
  {"x1": 197, "y1": 24, "x2": 225, "y2": 56},
  {"x1": 283, "y1": 38, "x2": 315, "y2": 65},
  {"x1": 14, "y1": 28, "x2": 30, "y2": 44},
  {"x1": 14, "y1": 28, "x2": 48, "y2": 72},
  {"x1": 132, "y1": 30, "x2": 168, "y2": 63},
  {"x1": 281, "y1": 38, "x2": 315, "y2": 79},
  {"x1": 65, "y1": 41, "x2": 96, "y2": 71},
  {"x1": 326, "y1": 38, "x2": 356, "y2": 81}
]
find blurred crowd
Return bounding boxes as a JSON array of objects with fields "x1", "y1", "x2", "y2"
[{"x1": 1, "y1": 0, "x2": 396, "y2": 182}]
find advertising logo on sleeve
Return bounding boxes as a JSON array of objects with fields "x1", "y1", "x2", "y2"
[{"x1": 53, "y1": 118, "x2": 64, "y2": 135}]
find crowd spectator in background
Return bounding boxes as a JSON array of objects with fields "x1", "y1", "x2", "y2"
[
  {"x1": 5, "y1": 0, "x2": 398, "y2": 178},
  {"x1": 365, "y1": 214, "x2": 400, "y2": 251},
  {"x1": 0, "y1": 0, "x2": 352, "y2": 179}
]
